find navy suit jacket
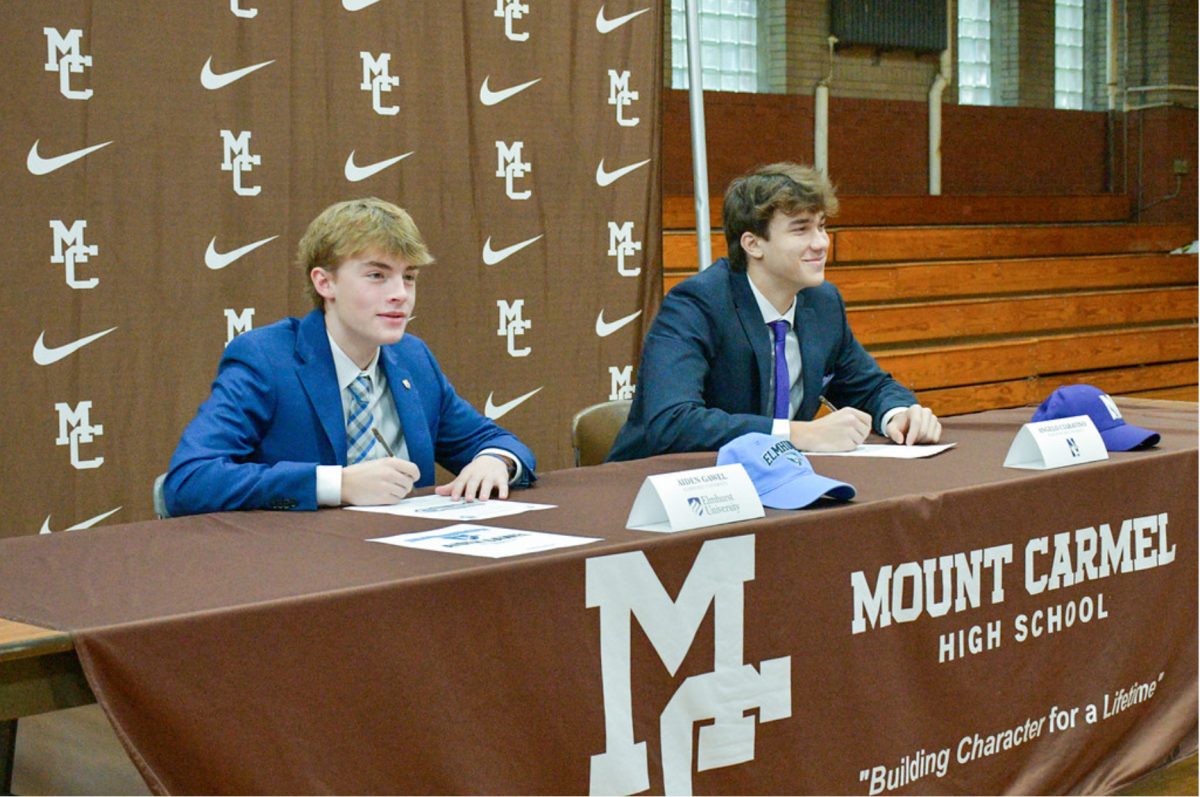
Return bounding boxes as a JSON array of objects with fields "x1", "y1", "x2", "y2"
[
  {"x1": 607, "y1": 259, "x2": 916, "y2": 461},
  {"x1": 165, "y1": 310, "x2": 535, "y2": 515}
]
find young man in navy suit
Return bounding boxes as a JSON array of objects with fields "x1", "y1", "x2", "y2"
[
  {"x1": 608, "y1": 162, "x2": 941, "y2": 462},
  {"x1": 165, "y1": 198, "x2": 535, "y2": 516}
]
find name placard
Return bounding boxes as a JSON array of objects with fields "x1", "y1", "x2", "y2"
[
  {"x1": 1003, "y1": 414, "x2": 1108, "y2": 470},
  {"x1": 625, "y1": 464, "x2": 764, "y2": 533}
]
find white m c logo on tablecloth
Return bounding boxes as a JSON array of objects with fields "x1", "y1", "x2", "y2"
[{"x1": 586, "y1": 534, "x2": 792, "y2": 796}]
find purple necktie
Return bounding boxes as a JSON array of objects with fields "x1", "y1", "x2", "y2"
[{"x1": 768, "y1": 320, "x2": 790, "y2": 420}]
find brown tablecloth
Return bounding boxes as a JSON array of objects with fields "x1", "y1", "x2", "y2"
[{"x1": 0, "y1": 401, "x2": 1195, "y2": 794}]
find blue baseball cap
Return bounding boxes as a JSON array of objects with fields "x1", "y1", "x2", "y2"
[
  {"x1": 1031, "y1": 384, "x2": 1160, "y2": 451},
  {"x1": 717, "y1": 433, "x2": 856, "y2": 509}
]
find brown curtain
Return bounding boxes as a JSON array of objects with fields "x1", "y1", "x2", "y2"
[{"x1": 0, "y1": 0, "x2": 663, "y2": 535}]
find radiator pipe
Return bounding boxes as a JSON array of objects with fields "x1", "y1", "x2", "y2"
[
  {"x1": 683, "y1": 0, "x2": 712, "y2": 270},
  {"x1": 814, "y1": 36, "x2": 836, "y2": 175},
  {"x1": 928, "y1": 0, "x2": 953, "y2": 195}
]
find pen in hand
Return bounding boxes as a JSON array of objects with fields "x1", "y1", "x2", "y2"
[
  {"x1": 819, "y1": 395, "x2": 838, "y2": 415},
  {"x1": 371, "y1": 428, "x2": 395, "y2": 458}
]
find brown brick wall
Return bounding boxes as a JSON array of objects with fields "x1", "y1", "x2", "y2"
[
  {"x1": 660, "y1": 0, "x2": 1197, "y2": 223},
  {"x1": 663, "y1": 90, "x2": 1114, "y2": 198}
]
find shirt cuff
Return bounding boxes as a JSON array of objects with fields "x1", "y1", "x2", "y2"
[
  {"x1": 770, "y1": 418, "x2": 791, "y2": 437},
  {"x1": 316, "y1": 465, "x2": 342, "y2": 506},
  {"x1": 477, "y1": 448, "x2": 523, "y2": 484},
  {"x1": 879, "y1": 405, "x2": 914, "y2": 437}
]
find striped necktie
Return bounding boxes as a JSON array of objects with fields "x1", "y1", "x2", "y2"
[{"x1": 346, "y1": 373, "x2": 377, "y2": 464}]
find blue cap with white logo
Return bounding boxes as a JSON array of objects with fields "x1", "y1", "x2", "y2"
[
  {"x1": 1031, "y1": 384, "x2": 1159, "y2": 451},
  {"x1": 717, "y1": 432, "x2": 856, "y2": 509}
]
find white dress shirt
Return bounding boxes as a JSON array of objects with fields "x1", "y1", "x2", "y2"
[
  {"x1": 746, "y1": 279, "x2": 909, "y2": 438},
  {"x1": 316, "y1": 333, "x2": 522, "y2": 505}
]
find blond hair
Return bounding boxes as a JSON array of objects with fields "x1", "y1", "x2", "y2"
[{"x1": 297, "y1": 197, "x2": 435, "y2": 309}]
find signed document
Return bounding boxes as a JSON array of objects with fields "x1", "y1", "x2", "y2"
[
  {"x1": 806, "y1": 442, "x2": 956, "y2": 459},
  {"x1": 347, "y1": 494, "x2": 556, "y2": 521},
  {"x1": 369, "y1": 524, "x2": 598, "y2": 558}
]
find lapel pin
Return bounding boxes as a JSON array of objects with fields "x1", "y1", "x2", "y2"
[{"x1": 402, "y1": 379, "x2": 412, "y2": 390}]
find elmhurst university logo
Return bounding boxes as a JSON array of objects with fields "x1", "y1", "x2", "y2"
[{"x1": 687, "y1": 497, "x2": 705, "y2": 517}]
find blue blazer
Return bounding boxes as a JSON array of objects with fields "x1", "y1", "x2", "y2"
[
  {"x1": 607, "y1": 259, "x2": 916, "y2": 461},
  {"x1": 165, "y1": 310, "x2": 535, "y2": 515}
]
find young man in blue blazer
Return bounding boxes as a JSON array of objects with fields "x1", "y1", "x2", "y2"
[
  {"x1": 608, "y1": 162, "x2": 941, "y2": 462},
  {"x1": 165, "y1": 198, "x2": 535, "y2": 516}
]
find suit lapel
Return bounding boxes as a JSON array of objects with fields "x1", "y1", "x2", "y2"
[
  {"x1": 294, "y1": 311, "x2": 348, "y2": 463},
  {"x1": 380, "y1": 346, "x2": 434, "y2": 475},
  {"x1": 729, "y1": 267, "x2": 774, "y2": 417}
]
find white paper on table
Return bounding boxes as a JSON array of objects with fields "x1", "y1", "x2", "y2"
[
  {"x1": 346, "y1": 494, "x2": 556, "y2": 521},
  {"x1": 368, "y1": 523, "x2": 599, "y2": 558},
  {"x1": 805, "y1": 442, "x2": 956, "y2": 459}
]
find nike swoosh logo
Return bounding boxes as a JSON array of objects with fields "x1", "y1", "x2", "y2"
[
  {"x1": 26, "y1": 139, "x2": 113, "y2": 176},
  {"x1": 479, "y1": 75, "x2": 542, "y2": 106},
  {"x1": 344, "y1": 149, "x2": 414, "y2": 182},
  {"x1": 342, "y1": 0, "x2": 382, "y2": 9},
  {"x1": 482, "y1": 234, "x2": 543, "y2": 266},
  {"x1": 596, "y1": 5, "x2": 651, "y2": 34},
  {"x1": 200, "y1": 56, "x2": 276, "y2": 90},
  {"x1": 595, "y1": 157, "x2": 650, "y2": 187},
  {"x1": 33, "y1": 326, "x2": 118, "y2": 366},
  {"x1": 595, "y1": 309, "x2": 642, "y2": 337},
  {"x1": 484, "y1": 386, "x2": 543, "y2": 420},
  {"x1": 40, "y1": 506, "x2": 123, "y2": 535},
  {"x1": 205, "y1": 235, "x2": 279, "y2": 270}
]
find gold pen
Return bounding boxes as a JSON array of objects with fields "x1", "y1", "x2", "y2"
[{"x1": 371, "y1": 428, "x2": 395, "y2": 458}]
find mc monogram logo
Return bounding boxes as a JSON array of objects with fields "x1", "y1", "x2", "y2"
[
  {"x1": 224, "y1": 308, "x2": 255, "y2": 344},
  {"x1": 49, "y1": 220, "x2": 99, "y2": 289},
  {"x1": 496, "y1": 299, "x2": 531, "y2": 357},
  {"x1": 494, "y1": 0, "x2": 530, "y2": 41},
  {"x1": 230, "y1": 0, "x2": 258, "y2": 18},
  {"x1": 608, "y1": 365, "x2": 635, "y2": 400},
  {"x1": 495, "y1": 141, "x2": 532, "y2": 200},
  {"x1": 607, "y1": 69, "x2": 639, "y2": 127},
  {"x1": 43, "y1": 28, "x2": 92, "y2": 100},
  {"x1": 219, "y1": 130, "x2": 261, "y2": 196},
  {"x1": 607, "y1": 221, "x2": 642, "y2": 276},
  {"x1": 359, "y1": 52, "x2": 400, "y2": 115},
  {"x1": 586, "y1": 535, "x2": 792, "y2": 796},
  {"x1": 55, "y1": 401, "x2": 104, "y2": 470}
]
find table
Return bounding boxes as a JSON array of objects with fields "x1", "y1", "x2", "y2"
[
  {"x1": 0, "y1": 620, "x2": 91, "y2": 794},
  {"x1": 1, "y1": 401, "x2": 1195, "y2": 795}
]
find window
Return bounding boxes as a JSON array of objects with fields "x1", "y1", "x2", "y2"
[
  {"x1": 957, "y1": 0, "x2": 992, "y2": 105},
  {"x1": 670, "y1": 0, "x2": 758, "y2": 93},
  {"x1": 1054, "y1": 0, "x2": 1084, "y2": 109}
]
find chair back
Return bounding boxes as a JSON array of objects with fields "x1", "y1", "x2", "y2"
[
  {"x1": 571, "y1": 400, "x2": 632, "y2": 466},
  {"x1": 153, "y1": 473, "x2": 169, "y2": 519}
]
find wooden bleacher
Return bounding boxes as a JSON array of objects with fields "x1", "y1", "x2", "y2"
[{"x1": 663, "y1": 195, "x2": 1199, "y2": 416}]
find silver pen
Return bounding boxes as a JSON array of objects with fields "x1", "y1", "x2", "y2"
[{"x1": 371, "y1": 428, "x2": 395, "y2": 458}]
